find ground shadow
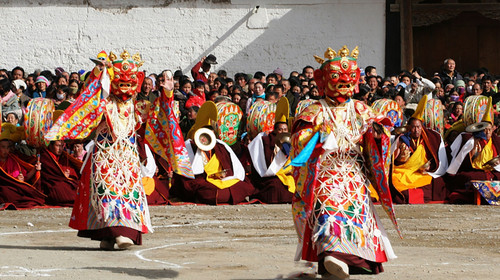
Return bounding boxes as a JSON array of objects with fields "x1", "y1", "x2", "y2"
[
  {"x1": 82, "y1": 266, "x2": 178, "y2": 279},
  {"x1": 0, "y1": 244, "x2": 101, "y2": 251}
]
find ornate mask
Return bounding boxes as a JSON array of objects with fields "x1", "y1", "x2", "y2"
[
  {"x1": 109, "y1": 50, "x2": 145, "y2": 101},
  {"x1": 216, "y1": 102, "x2": 242, "y2": 146},
  {"x1": 313, "y1": 46, "x2": 360, "y2": 104}
]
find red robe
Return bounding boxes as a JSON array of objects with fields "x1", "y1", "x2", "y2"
[
  {"x1": 39, "y1": 148, "x2": 82, "y2": 206},
  {"x1": 249, "y1": 132, "x2": 293, "y2": 204},
  {"x1": 390, "y1": 127, "x2": 448, "y2": 204},
  {"x1": 0, "y1": 154, "x2": 45, "y2": 209},
  {"x1": 171, "y1": 142, "x2": 256, "y2": 205},
  {"x1": 447, "y1": 133, "x2": 500, "y2": 203}
]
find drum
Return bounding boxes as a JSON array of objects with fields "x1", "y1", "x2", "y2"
[
  {"x1": 216, "y1": 101, "x2": 243, "y2": 146},
  {"x1": 246, "y1": 100, "x2": 276, "y2": 139},
  {"x1": 423, "y1": 98, "x2": 444, "y2": 135},
  {"x1": 24, "y1": 98, "x2": 55, "y2": 147},
  {"x1": 371, "y1": 98, "x2": 403, "y2": 127},
  {"x1": 463, "y1": 95, "x2": 492, "y2": 126}
]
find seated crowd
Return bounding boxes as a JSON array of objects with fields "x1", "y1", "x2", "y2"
[{"x1": 1, "y1": 56, "x2": 499, "y2": 209}]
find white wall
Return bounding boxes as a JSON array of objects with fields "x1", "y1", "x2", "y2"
[{"x1": 0, "y1": 0, "x2": 386, "y2": 77}]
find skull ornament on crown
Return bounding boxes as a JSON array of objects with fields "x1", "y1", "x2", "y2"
[
  {"x1": 313, "y1": 45, "x2": 360, "y2": 104},
  {"x1": 108, "y1": 50, "x2": 145, "y2": 101}
]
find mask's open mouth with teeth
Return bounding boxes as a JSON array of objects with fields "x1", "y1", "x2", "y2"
[
  {"x1": 328, "y1": 82, "x2": 354, "y2": 94},
  {"x1": 120, "y1": 83, "x2": 131, "y2": 91}
]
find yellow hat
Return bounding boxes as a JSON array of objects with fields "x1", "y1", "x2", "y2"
[
  {"x1": 481, "y1": 96, "x2": 493, "y2": 124},
  {"x1": 275, "y1": 97, "x2": 289, "y2": 124},
  {"x1": 187, "y1": 101, "x2": 218, "y2": 140},
  {"x1": 0, "y1": 123, "x2": 26, "y2": 143},
  {"x1": 411, "y1": 95, "x2": 428, "y2": 121}
]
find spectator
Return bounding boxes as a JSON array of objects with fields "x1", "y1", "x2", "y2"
[
  {"x1": 191, "y1": 54, "x2": 217, "y2": 83},
  {"x1": 33, "y1": 76, "x2": 49, "y2": 98},
  {"x1": 302, "y1": 65, "x2": 314, "y2": 80},
  {"x1": 438, "y1": 58, "x2": 463, "y2": 87},
  {"x1": 137, "y1": 77, "x2": 158, "y2": 103},
  {"x1": 365, "y1": 65, "x2": 377, "y2": 77},
  {"x1": 11, "y1": 66, "x2": 25, "y2": 81}
]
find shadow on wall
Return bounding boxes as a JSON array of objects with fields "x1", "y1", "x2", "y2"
[
  {"x1": 2, "y1": 0, "x2": 231, "y2": 9},
  {"x1": 201, "y1": 7, "x2": 331, "y2": 78}
]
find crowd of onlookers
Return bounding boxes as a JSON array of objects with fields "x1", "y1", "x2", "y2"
[
  {"x1": 2, "y1": 57, "x2": 498, "y2": 144},
  {"x1": 1, "y1": 56, "x2": 499, "y2": 205}
]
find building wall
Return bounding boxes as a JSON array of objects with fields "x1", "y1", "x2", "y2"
[{"x1": 0, "y1": 0, "x2": 386, "y2": 77}]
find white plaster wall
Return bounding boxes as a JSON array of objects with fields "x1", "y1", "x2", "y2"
[{"x1": 0, "y1": 0, "x2": 386, "y2": 77}]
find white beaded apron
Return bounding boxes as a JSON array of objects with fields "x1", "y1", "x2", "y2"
[
  {"x1": 87, "y1": 99, "x2": 152, "y2": 232},
  {"x1": 310, "y1": 99, "x2": 382, "y2": 262}
]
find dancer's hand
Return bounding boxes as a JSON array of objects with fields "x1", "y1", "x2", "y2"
[{"x1": 159, "y1": 70, "x2": 174, "y2": 92}]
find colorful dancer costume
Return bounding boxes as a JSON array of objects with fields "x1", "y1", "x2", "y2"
[
  {"x1": 291, "y1": 46, "x2": 399, "y2": 278},
  {"x1": 46, "y1": 51, "x2": 192, "y2": 250}
]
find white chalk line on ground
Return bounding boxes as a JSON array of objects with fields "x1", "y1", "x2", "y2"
[
  {"x1": 0, "y1": 220, "x2": 239, "y2": 236},
  {"x1": 134, "y1": 236, "x2": 293, "y2": 269},
  {"x1": 0, "y1": 266, "x2": 65, "y2": 277},
  {"x1": 0, "y1": 220, "x2": 287, "y2": 276}
]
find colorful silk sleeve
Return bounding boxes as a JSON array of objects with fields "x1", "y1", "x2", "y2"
[
  {"x1": 45, "y1": 67, "x2": 106, "y2": 141},
  {"x1": 145, "y1": 88, "x2": 194, "y2": 179},
  {"x1": 363, "y1": 125, "x2": 402, "y2": 238}
]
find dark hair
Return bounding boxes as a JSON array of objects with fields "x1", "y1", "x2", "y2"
[
  {"x1": 266, "y1": 91, "x2": 279, "y2": 100},
  {"x1": 225, "y1": 77, "x2": 234, "y2": 85},
  {"x1": 289, "y1": 71, "x2": 299, "y2": 79},
  {"x1": 179, "y1": 79, "x2": 193, "y2": 92},
  {"x1": 218, "y1": 84, "x2": 230, "y2": 94},
  {"x1": 234, "y1": 72, "x2": 248, "y2": 83},
  {"x1": 482, "y1": 75, "x2": 493, "y2": 83},
  {"x1": 58, "y1": 85, "x2": 71, "y2": 95},
  {"x1": 366, "y1": 75, "x2": 378, "y2": 83},
  {"x1": 266, "y1": 73, "x2": 278, "y2": 82},
  {"x1": 11, "y1": 66, "x2": 25, "y2": 78},
  {"x1": 40, "y1": 70, "x2": 54, "y2": 82},
  {"x1": 68, "y1": 79, "x2": 79, "y2": 86},
  {"x1": 217, "y1": 70, "x2": 227, "y2": 78},
  {"x1": 56, "y1": 75, "x2": 67, "y2": 84},
  {"x1": 189, "y1": 106, "x2": 200, "y2": 113},
  {"x1": 302, "y1": 65, "x2": 314, "y2": 74},
  {"x1": 194, "y1": 80, "x2": 205, "y2": 89},
  {"x1": 412, "y1": 66, "x2": 427, "y2": 78},
  {"x1": 365, "y1": 66, "x2": 376, "y2": 76},
  {"x1": 254, "y1": 71, "x2": 266, "y2": 81},
  {"x1": 231, "y1": 85, "x2": 243, "y2": 94},
  {"x1": 207, "y1": 89, "x2": 219, "y2": 100},
  {"x1": 5, "y1": 112, "x2": 19, "y2": 120},
  {"x1": 214, "y1": 77, "x2": 226, "y2": 87},
  {"x1": 275, "y1": 83, "x2": 285, "y2": 91},
  {"x1": 0, "y1": 78, "x2": 12, "y2": 94}
]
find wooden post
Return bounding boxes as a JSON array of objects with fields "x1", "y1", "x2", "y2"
[{"x1": 400, "y1": 0, "x2": 413, "y2": 71}]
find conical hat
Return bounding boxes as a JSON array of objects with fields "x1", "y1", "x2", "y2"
[
  {"x1": 275, "y1": 97, "x2": 289, "y2": 123},
  {"x1": 481, "y1": 96, "x2": 493, "y2": 124},
  {"x1": 411, "y1": 95, "x2": 428, "y2": 121},
  {"x1": 187, "y1": 101, "x2": 218, "y2": 140}
]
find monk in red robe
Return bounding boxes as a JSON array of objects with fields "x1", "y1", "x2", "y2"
[
  {"x1": 171, "y1": 101, "x2": 255, "y2": 205},
  {"x1": 172, "y1": 139, "x2": 256, "y2": 205},
  {"x1": 249, "y1": 122, "x2": 294, "y2": 203},
  {"x1": 39, "y1": 140, "x2": 82, "y2": 206},
  {"x1": 0, "y1": 138, "x2": 45, "y2": 209}
]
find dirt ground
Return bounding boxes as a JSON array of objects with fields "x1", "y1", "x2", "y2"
[{"x1": 0, "y1": 204, "x2": 499, "y2": 280}]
